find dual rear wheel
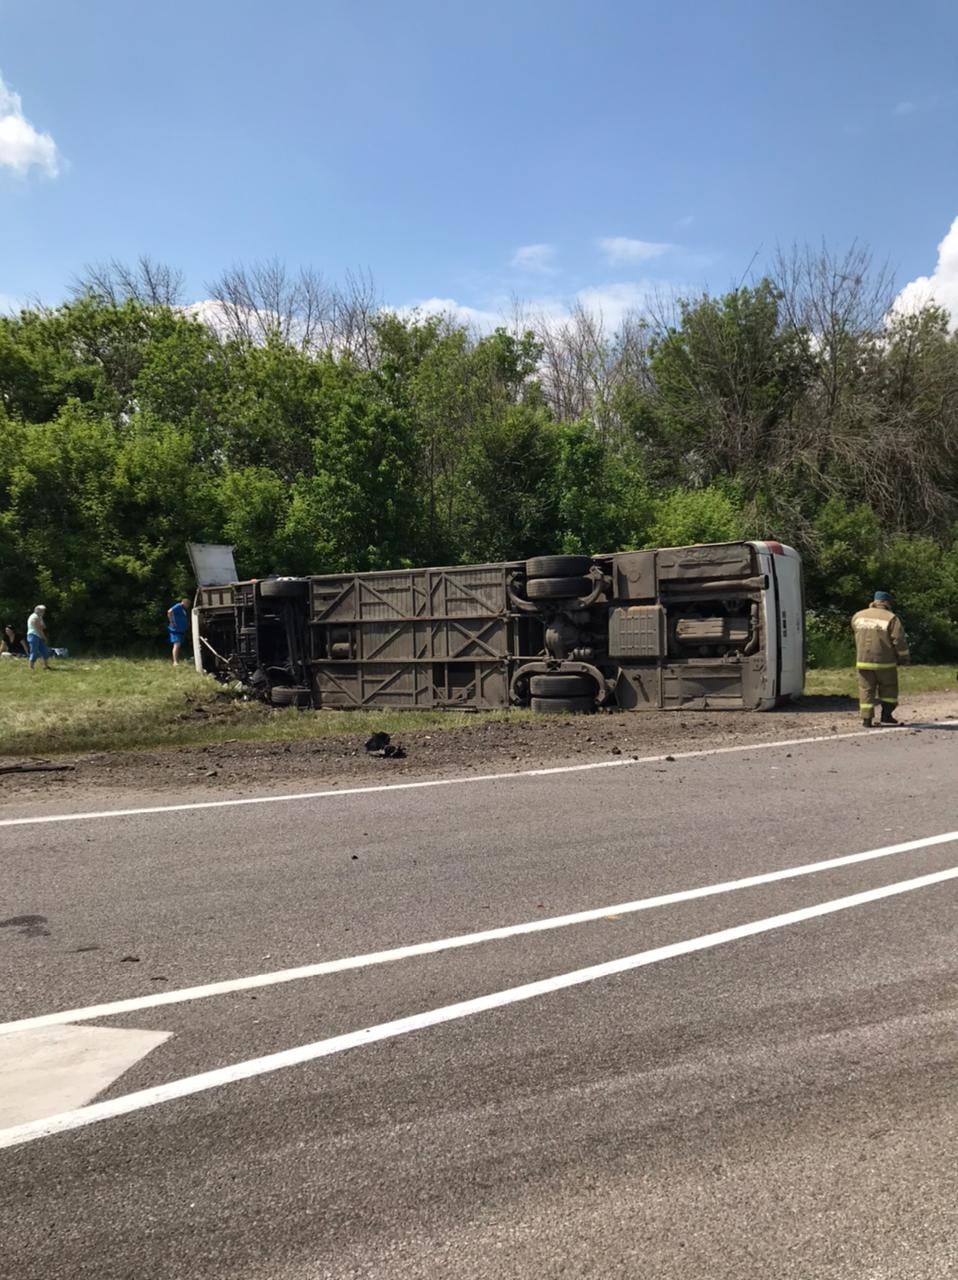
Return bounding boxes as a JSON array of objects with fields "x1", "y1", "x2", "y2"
[
  {"x1": 528, "y1": 671, "x2": 596, "y2": 715},
  {"x1": 524, "y1": 556, "x2": 599, "y2": 714},
  {"x1": 524, "y1": 555, "x2": 592, "y2": 601}
]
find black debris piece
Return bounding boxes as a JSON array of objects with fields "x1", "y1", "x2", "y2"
[
  {"x1": 0, "y1": 914, "x2": 50, "y2": 938},
  {"x1": 0, "y1": 763, "x2": 75, "y2": 775},
  {"x1": 364, "y1": 732, "x2": 407, "y2": 759}
]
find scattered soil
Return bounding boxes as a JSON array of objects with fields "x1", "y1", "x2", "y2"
[{"x1": 2, "y1": 692, "x2": 956, "y2": 806}]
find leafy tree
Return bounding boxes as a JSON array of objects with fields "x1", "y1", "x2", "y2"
[
  {"x1": 374, "y1": 315, "x2": 543, "y2": 561},
  {"x1": 647, "y1": 485, "x2": 745, "y2": 549},
  {"x1": 455, "y1": 404, "x2": 559, "y2": 561},
  {"x1": 646, "y1": 280, "x2": 812, "y2": 490},
  {"x1": 133, "y1": 317, "x2": 233, "y2": 464},
  {"x1": 2, "y1": 260, "x2": 958, "y2": 659},
  {"x1": 802, "y1": 499, "x2": 883, "y2": 619},
  {"x1": 282, "y1": 362, "x2": 419, "y2": 573},
  {"x1": 551, "y1": 422, "x2": 651, "y2": 554},
  {"x1": 0, "y1": 299, "x2": 187, "y2": 425},
  {"x1": 217, "y1": 468, "x2": 291, "y2": 577},
  {"x1": 877, "y1": 533, "x2": 958, "y2": 661}
]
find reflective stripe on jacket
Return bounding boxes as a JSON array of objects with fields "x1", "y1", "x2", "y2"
[{"x1": 851, "y1": 606, "x2": 910, "y2": 668}]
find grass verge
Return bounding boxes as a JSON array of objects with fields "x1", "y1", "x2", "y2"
[
  {"x1": 0, "y1": 658, "x2": 531, "y2": 757},
  {"x1": 804, "y1": 665, "x2": 956, "y2": 699},
  {"x1": 1, "y1": 657, "x2": 954, "y2": 758}
]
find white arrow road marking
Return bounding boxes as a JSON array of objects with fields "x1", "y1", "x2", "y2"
[{"x1": 0, "y1": 1024, "x2": 170, "y2": 1128}]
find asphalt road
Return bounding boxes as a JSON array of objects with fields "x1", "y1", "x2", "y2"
[{"x1": 1, "y1": 722, "x2": 956, "y2": 1279}]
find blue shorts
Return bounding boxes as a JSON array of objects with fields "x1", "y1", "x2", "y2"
[
  {"x1": 168, "y1": 629, "x2": 187, "y2": 646},
  {"x1": 28, "y1": 634, "x2": 50, "y2": 662}
]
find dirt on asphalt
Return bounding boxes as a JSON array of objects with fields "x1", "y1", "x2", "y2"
[{"x1": 2, "y1": 692, "x2": 956, "y2": 806}]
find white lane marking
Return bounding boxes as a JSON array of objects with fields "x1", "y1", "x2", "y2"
[
  {"x1": 0, "y1": 1025, "x2": 169, "y2": 1128},
  {"x1": 0, "y1": 721, "x2": 952, "y2": 830},
  {"x1": 3, "y1": 826, "x2": 957, "y2": 1038},
  {"x1": 1, "y1": 863, "x2": 955, "y2": 1151}
]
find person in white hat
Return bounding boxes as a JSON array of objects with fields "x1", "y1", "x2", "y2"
[{"x1": 26, "y1": 605, "x2": 52, "y2": 671}]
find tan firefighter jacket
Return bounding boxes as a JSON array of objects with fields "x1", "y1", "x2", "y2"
[{"x1": 851, "y1": 605, "x2": 910, "y2": 668}]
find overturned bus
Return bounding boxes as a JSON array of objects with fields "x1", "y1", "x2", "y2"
[{"x1": 189, "y1": 540, "x2": 805, "y2": 713}]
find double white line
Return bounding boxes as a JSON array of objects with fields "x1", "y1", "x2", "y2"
[{"x1": 1, "y1": 828, "x2": 956, "y2": 1151}]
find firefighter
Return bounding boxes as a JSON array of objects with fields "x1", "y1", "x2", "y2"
[{"x1": 851, "y1": 591, "x2": 910, "y2": 727}]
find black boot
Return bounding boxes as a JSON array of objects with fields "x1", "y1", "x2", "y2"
[
  {"x1": 880, "y1": 705, "x2": 900, "y2": 725},
  {"x1": 862, "y1": 717, "x2": 874, "y2": 728}
]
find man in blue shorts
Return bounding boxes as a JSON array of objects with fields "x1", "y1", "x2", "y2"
[
  {"x1": 26, "y1": 605, "x2": 52, "y2": 672},
  {"x1": 166, "y1": 596, "x2": 192, "y2": 666}
]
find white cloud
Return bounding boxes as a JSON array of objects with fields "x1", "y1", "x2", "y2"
[
  {"x1": 510, "y1": 243, "x2": 557, "y2": 274},
  {"x1": 893, "y1": 100, "x2": 918, "y2": 117},
  {"x1": 892, "y1": 215, "x2": 958, "y2": 324},
  {"x1": 0, "y1": 74, "x2": 60, "y2": 177},
  {"x1": 394, "y1": 280, "x2": 668, "y2": 338},
  {"x1": 574, "y1": 282, "x2": 662, "y2": 331},
  {"x1": 676, "y1": 214, "x2": 695, "y2": 229},
  {"x1": 596, "y1": 236, "x2": 672, "y2": 265},
  {"x1": 182, "y1": 299, "x2": 239, "y2": 336},
  {"x1": 391, "y1": 296, "x2": 506, "y2": 332},
  {"x1": 184, "y1": 298, "x2": 336, "y2": 352}
]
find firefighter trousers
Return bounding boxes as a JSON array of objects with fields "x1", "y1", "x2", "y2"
[{"x1": 857, "y1": 665, "x2": 898, "y2": 719}]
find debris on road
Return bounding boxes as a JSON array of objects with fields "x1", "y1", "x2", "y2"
[
  {"x1": 364, "y1": 731, "x2": 407, "y2": 760},
  {"x1": 0, "y1": 914, "x2": 50, "y2": 938},
  {"x1": 1, "y1": 694, "x2": 955, "y2": 801},
  {"x1": 0, "y1": 762, "x2": 76, "y2": 775}
]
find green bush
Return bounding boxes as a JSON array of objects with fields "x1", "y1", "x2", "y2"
[
  {"x1": 877, "y1": 534, "x2": 958, "y2": 662},
  {"x1": 805, "y1": 612, "x2": 855, "y2": 668},
  {"x1": 646, "y1": 484, "x2": 745, "y2": 549},
  {"x1": 799, "y1": 502, "x2": 958, "y2": 664}
]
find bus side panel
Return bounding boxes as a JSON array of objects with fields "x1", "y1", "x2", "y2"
[
  {"x1": 775, "y1": 549, "x2": 805, "y2": 699},
  {"x1": 754, "y1": 545, "x2": 805, "y2": 704},
  {"x1": 754, "y1": 550, "x2": 779, "y2": 709},
  {"x1": 192, "y1": 608, "x2": 203, "y2": 675}
]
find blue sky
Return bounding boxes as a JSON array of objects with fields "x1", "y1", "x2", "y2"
[{"x1": 2, "y1": 0, "x2": 958, "y2": 324}]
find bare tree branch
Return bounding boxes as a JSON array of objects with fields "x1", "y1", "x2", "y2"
[
  {"x1": 71, "y1": 255, "x2": 185, "y2": 307},
  {"x1": 205, "y1": 259, "x2": 334, "y2": 350}
]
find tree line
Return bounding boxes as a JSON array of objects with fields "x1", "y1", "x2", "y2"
[{"x1": 1, "y1": 247, "x2": 957, "y2": 663}]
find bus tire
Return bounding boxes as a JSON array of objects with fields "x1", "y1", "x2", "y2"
[
  {"x1": 526, "y1": 576, "x2": 593, "y2": 600},
  {"x1": 525, "y1": 555, "x2": 592, "y2": 579},
  {"x1": 529, "y1": 673, "x2": 595, "y2": 697},
  {"x1": 530, "y1": 695, "x2": 595, "y2": 714},
  {"x1": 260, "y1": 578, "x2": 308, "y2": 600},
  {"x1": 270, "y1": 685, "x2": 312, "y2": 707}
]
